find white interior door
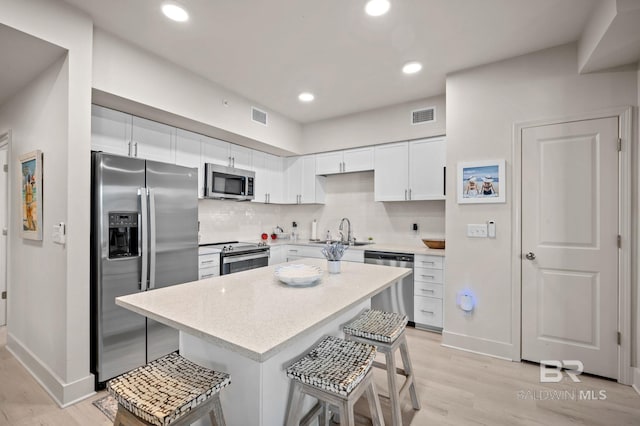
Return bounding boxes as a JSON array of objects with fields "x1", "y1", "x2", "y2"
[
  {"x1": 521, "y1": 117, "x2": 619, "y2": 379},
  {"x1": 0, "y1": 145, "x2": 7, "y2": 326}
]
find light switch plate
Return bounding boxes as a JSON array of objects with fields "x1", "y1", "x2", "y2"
[
  {"x1": 53, "y1": 222, "x2": 66, "y2": 245},
  {"x1": 467, "y1": 224, "x2": 488, "y2": 238}
]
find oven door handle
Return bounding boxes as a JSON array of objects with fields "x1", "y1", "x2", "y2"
[{"x1": 222, "y1": 252, "x2": 269, "y2": 263}]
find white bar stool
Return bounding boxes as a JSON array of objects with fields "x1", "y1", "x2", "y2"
[
  {"x1": 285, "y1": 335, "x2": 385, "y2": 426},
  {"x1": 343, "y1": 309, "x2": 420, "y2": 426},
  {"x1": 107, "y1": 352, "x2": 230, "y2": 426}
]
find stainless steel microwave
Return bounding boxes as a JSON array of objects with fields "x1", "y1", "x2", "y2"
[{"x1": 204, "y1": 163, "x2": 255, "y2": 200}]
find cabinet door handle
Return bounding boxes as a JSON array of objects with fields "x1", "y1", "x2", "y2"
[
  {"x1": 420, "y1": 309, "x2": 435, "y2": 315},
  {"x1": 228, "y1": 156, "x2": 232, "y2": 167},
  {"x1": 421, "y1": 275, "x2": 435, "y2": 278},
  {"x1": 289, "y1": 249, "x2": 298, "y2": 253},
  {"x1": 134, "y1": 142, "x2": 138, "y2": 157},
  {"x1": 420, "y1": 288, "x2": 435, "y2": 293},
  {"x1": 342, "y1": 162, "x2": 346, "y2": 172},
  {"x1": 201, "y1": 259, "x2": 216, "y2": 264},
  {"x1": 409, "y1": 188, "x2": 412, "y2": 200},
  {"x1": 232, "y1": 157, "x2": 235, "y2": 168},
  {"x1": 128, "y1": 141, "x2": 132, "y2": 156},
  {"x1": 421, "y1": 260, "x2": 435, "y2": 265},
  {"x1": 443, "y1": 166, "x2": 446, "y2": 196},
  {"x1": 404, "y1": 189, "x2": 407, "y2": 200},
  {"x1": 268, "y1": 193, "x2": 271, "y2": 203}
]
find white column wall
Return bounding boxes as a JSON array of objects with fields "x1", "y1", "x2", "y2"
[
  {"x1": 443, "y1": 43, "x2": 638, "y2": 360},
  {"x1": 0, "y1": 0, "x2": 94, "y2": 406}
]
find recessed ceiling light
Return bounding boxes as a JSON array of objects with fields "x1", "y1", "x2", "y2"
[
  {"x1": 402, "y1": 61, "x2": 423, "y2": 74},
  {"x1": 365, "y1": 0, "x2": 391, "y2": 17},
  {"x1": 162, "y1": 2, "x2": 189, "y2": 22},
  {"x1": 298, "y1": 92, "x2": 315, "y2": 102}
]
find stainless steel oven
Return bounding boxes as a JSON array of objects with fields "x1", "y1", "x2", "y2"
[{"x1": 202, "y1": 242, "x2": 270, "y2": 275}]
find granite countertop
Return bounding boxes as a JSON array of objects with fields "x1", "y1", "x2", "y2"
[
  {"x1": 116, "y1": 258, "x2": 411, "y2": 362},
  {"x1": 264, "y1": 240, "x2": 446, "y2": 256}
]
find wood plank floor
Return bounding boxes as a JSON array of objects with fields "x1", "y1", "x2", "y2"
[{"x1": 0, "y1": 325, "x2": 639, "y2": 425}]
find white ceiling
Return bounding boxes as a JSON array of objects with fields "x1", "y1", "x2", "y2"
[
  {"x1": 62, "y1": 0, "x2": 599, "y2": 123},
  {"x1": 0, "y1": 24, "x2": 67, "y2": 107}
]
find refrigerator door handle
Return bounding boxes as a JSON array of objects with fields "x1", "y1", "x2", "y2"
[
  {"x1": 148, "y1": 188, "x2": 157, "y2": 289},
  {"x1": 139, "y1": 187, "x2": 149, "y2": 291}
]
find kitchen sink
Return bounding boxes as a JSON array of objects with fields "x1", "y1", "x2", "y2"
[{"x1": 309, "y1": 240, "x2": 374, "y2": 246}]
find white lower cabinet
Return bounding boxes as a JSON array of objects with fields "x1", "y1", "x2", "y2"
[
  {"x1": 414, "y1": 254, "x2": 444, "y2": 331},
  {"x1": 269, "y1": 246, "x2": 286, "y2": 265},
  {"x1": 198, "y1": 248, "x2": 220, "y2": 279}
]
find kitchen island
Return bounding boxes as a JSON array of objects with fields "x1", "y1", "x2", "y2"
[{"x1": 116, "y1": 258, "x2": 411, "y2": 426}]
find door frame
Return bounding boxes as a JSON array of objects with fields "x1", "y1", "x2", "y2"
[
  {"x1": 0, "y1": 130, "x2": 11, "y2": 328},
  {"x1": 511, "y1": 107, "x2": 633, "y2": 385}
]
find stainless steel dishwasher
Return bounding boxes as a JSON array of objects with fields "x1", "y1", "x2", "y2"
[{"x1": 365, "y1": 251, "x2": 414, "y2": 323}]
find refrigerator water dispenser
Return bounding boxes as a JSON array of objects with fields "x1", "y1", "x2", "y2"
[{"x1": 108, "y1": 212, "x2": 138, "y2": 258}]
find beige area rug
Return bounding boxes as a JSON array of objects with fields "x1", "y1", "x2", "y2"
[{"x1": 93, "y1": 394, "x2": 117, "y2": 422}]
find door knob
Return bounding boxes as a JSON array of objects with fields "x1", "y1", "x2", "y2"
[{"x1": 525, "y1": 252, "x2": 536, "y2": 260}]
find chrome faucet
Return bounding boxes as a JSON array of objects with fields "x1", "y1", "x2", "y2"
[{"x1": 338, "y1": 218, "x2": 353, "y2": 245}]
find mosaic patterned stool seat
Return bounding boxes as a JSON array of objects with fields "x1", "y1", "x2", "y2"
[
  {"x1": 285, "y1": 335, "x2": 385, "y2": 426},
  {"x1": 343, "y1": 309, "x2": 420, "y2": 426},
  {"x1": 107, "y1": 352, "x2": 230, "y2": 426}
]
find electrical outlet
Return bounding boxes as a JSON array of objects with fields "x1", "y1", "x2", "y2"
[{"x1": 467, "y1": 224, "x2": 488, "y2": 238}]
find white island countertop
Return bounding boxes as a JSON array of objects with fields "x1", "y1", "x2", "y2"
[{"x1": 116, "y1": 258, "x2": 411, "y2": 362}]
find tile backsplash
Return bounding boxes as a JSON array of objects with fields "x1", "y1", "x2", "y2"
[{"x1": 198, "y1": 171, "x2": 445, "y2": 245}]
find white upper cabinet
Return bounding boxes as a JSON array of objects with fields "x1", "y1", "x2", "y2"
[
  {"x1": 284, "y1": 155, "x2": 325, "y2": 204},
  {"x1": 175, "y1": 129, "x2": 204, "y2": 197},
  {"x1": 315, "y1": 151, "x2": 342, "y2": 175},
  {"x1": 91, "y1": 105, "x2": 175, "y2": 163},
  {"x1": 201, "y1": 136, "x2": 231, "y2": 167},
  {"x1": 409, "y1": 137, "x2": 446, "y2": 200},
  {"x1": 230, "y1": 144, "x2": 252, "y2": 170},
  {"x1": 374, "y1": 142, "x2": 410, "y2": 201},
  {"x1": 374, "y1": 137, "x2": 445, "y2": 201},
  {"x1": 315, "y1": 147, "x2": 373, "y2": 175},
  {"x1": 91, "y1": 105, "x2": 132, "y2": 156},
  {"x1": 252, "y1": 151, "x2": 283, "y2": 204},
  {"x1": 131, "y1": 116, "x2": 175, "y2": 163},
  {"x1": 201, "y1": 136, "x2": 251, "y2": 170}
]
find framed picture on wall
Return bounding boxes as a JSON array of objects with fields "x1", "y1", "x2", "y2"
[
  {"x1": 19, "y1": 150, "x2": 43, "y2": 240},
  {"x1": 457, "y1": 159, "x2": 505, "y2": 204}
]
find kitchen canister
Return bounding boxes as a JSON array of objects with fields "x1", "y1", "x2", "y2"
[{"x1": 327, "y1": 260, "x2": 341, "y2": 274}]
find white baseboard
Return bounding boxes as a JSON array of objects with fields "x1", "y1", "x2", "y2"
[
  {"x1": 7, "y1": 332, "x2": 95, "y2": 407},
  {"x1": 633, "y1": 367, "x2": 640, "y2": 397},
  {"x1": 441, "y1": 330, "x2": 515, "y2": 361}
]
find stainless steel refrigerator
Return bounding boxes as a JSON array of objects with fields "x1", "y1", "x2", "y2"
[{"x1": 90, "y1": 152, "x2": 198, "y2": 388}]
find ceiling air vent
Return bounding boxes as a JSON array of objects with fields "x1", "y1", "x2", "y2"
[
  {"x1": 252, "y1": 107, "x2": 268, "y2": 126},
  {"x1": 411, "y1": 107, "x2": 436, "y2": 125}
]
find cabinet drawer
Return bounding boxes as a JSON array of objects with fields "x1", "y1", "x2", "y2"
[
  {"x1": 198, "y1": 254, "x2": 220, "y2": 269},
  {"x1": 414, "y1": 267, "x2": 444, "y2": 284},
  {"x1": 414, "y1": 296, "x2": 443, "y2": 328},
  {"x1": 414, "y1": 255, "x2": 443, "y2": 270},
  {"x1": 199, "y1": 266, "x2": 219, "y2": 279},
  {"x1": 414, "y1": 281, "x2": 443, "y2": 299}
]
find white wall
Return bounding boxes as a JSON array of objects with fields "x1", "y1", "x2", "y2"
[
  {"x1": 0, "y1": 0, "x2": 94, "y2": 406},
  {"x1": 92, "y1": 29, "x2": 303, "y2": 156},
  {"x1": 444, "y1": 43, "x2": 638, "y2": 359},
  {"x1": 301, "y1": 95, "x2": 446, "y2": 154},
  {"x1": 199, "y1": 172, "x2": 445, "y2": 246},
  {"x1": 0, "y1": 55, "x2": 68, "y2": 378},
  {"x1": 635, "y1": 63, "x2": 640, "y2": 387}
]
